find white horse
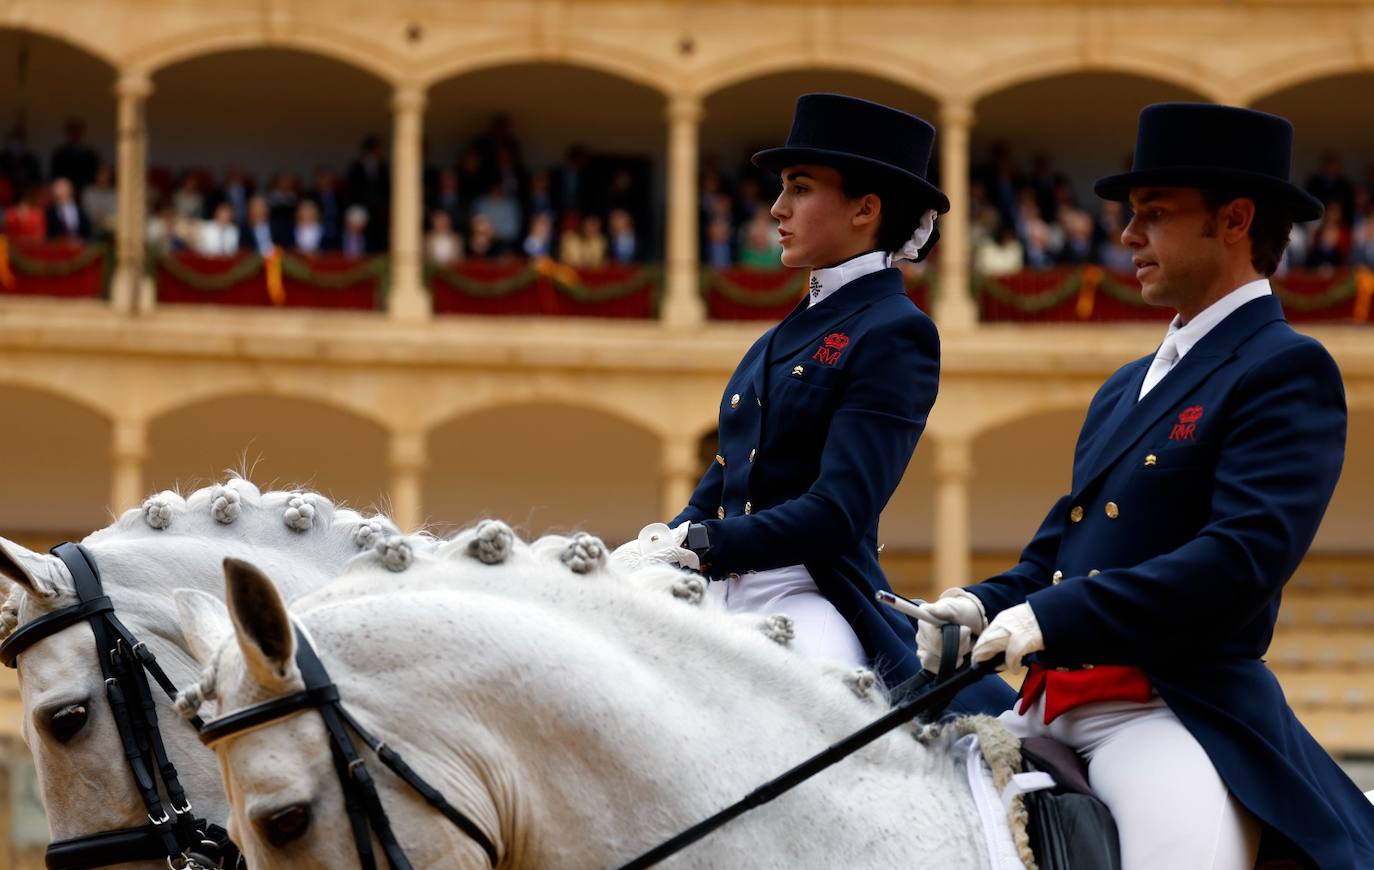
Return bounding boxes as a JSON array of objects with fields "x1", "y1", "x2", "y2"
[
  {"x1": 0, "y1": 478, "x2": 408, "y2": 867},
  {"x1": 175, "y1": 522, "x2": 1008, "y2": 869}
]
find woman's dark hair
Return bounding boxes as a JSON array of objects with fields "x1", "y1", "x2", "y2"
[
  {"x1": 838, "y1": 163, "x2": 937, "y2": 259},
  {"x1": 1200, "y1": 188, "x2": 1294, "y2": 277}
]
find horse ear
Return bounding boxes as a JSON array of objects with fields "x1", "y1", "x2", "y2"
[
  {"x1": 0, "y1": 537, "x2": 61, "y2": 599},
  {"x1": 173, "y1": 589, "x2": 233, "y2": 666},
  {"x1": 222, "y1": 557, "x2": 296, "y2": 692}
]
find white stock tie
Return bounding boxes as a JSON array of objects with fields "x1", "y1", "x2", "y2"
[{"x1": 1138, "y1": 333, "x2": 1180, "y2": 400}]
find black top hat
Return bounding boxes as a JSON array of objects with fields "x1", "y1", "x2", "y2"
[
  {"x1": 752, "y1": 93, "x2": 949, "y2": 214},
  {"x1": 1095, "y1": 103, "x2": 1323, "y2": 222}
]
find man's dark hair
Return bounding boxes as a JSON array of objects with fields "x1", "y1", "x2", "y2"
[
  {"x1": 838, "y1": 163, "x2": 933, "y2": 256},
  {"x1": 1200, "y1": 188, "x2": 1294, "y2": 277}
]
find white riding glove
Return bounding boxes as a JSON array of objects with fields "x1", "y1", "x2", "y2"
[
  {"x1": 609, "y1": 522, "x2": 699, "y2": 572},
  {"x1": 915, "y1": 588, "x2": 987, "y2": 673},
  {"x1": 971, "y1": 602, "x2": 1044, "y2": 671}
]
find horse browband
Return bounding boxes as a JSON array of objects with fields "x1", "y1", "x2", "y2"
[
  {"x1": 199, "y1": 625, "x2": 501, "y2": 869},
  {"x1": 0, "y1": 543, "x2": 239, "y2": 870}
]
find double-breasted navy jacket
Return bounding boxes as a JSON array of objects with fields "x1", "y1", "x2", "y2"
[
  {"x1": 967, "y1": 293, "x2": 1374, "y2": 867},
  {"x1": 670, "y1": 267, "x2": 1013, "y2": 715}
]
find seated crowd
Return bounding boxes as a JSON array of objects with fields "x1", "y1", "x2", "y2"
[{"x1": 4, "y1": 116, "x2": 1374, "y2": 278}]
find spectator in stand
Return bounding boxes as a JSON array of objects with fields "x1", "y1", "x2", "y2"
[
  {"x1": 425, "y1": 210, "x2": 463, "y2": 266},
  {"x1": 346, "y1": 135, "x2": 389, "y2": 251},
  {"x1": 172, "y1": 172, "x2": 205, "y2": 221},
  {"x1": 209, "y1": 167, "x2": 253, "y2": 227},
  {"x1": 474, "y1": 114, "x2": 524, "y2": 173},
  {"x1": 703, "y1": 214, "x2": 734, "y2": 270},
  {"x1": 1306, "y1": 201, "x2": 1349, "y2": 271},
  {"x1": 491, "y1": 145, "x2": 525, "y2": 201},
  {"x1": 607, "y1": 208, "x2": 637, "y2": 264},
  {"x1": 45, "y1": 178, "x2": 90, "y2": 241},
  {"x1": 560, "y1": 213, "x2": 607, "y2": 269},
  {"x1": 1306, "y1": 151, "x2": 1355, "y2": 223},
  {"x1": 1015, "y1": 189, "x2": 1057, "y2": 269},
  {"x1": 467, "y1": 213, "x2": 499, "y2": 259},
  {"x1": 1351, "y1": 189, "x2": 1374, "y2": 267},
  {"x1": 306, "y1": 167, "x2": 343, "y2": 250},
  {"x1": 1057, "y1": 205, "x2": 1096, "y2": 265},
  {"x1": 527, "y1": 170, "x2": 555, "y2": 221},
  {"x1": 523, "y1": 211, "x2": 555, "y2": 258},
  {"x1": 196, "y1": 202, "x2": 240, "y2": 256},
  {"x1": 50, "y1": 119, "x2": 99, "y2": 192},
  {"x1": 265, "y1": 172, "x2": 301, "y2": 244},
  {"x1": 146, "y1": 199, "x2": 188, "y2": 254},
  {"x1": 983, "y1": 141, "x2": 1022, "y2": 225},
  {"x1": 241, "y1": 195, "x2": 278, "y2": 256},
  {"x1": 292, "y1": 200, "x2": 326, "y2": 254},
  {"x1": 457, "y1": 147, "x2": 487, "y2": 203},
  {"x1": 968, "y1": 178, "x2": 998, "y2": 250},
  {"x1": 554, "y1": 145, "x2": 592, "y2": 217},
  {"x1": 974, "y1": 222, "x2": 1024, "y2": 276},
  {"x1": 429, "y1": 167, "x2": 465, "y2": 230},
  {"x1": 471, "y1": 182, "x2": 522, "y2": 250},
  {"x1": 737, "y1": 204, "x2": 781, "y2": 268},
  {"x1": 81, "y1": 164, "x2": 118, "y2": 241},
  {"x1": 341, "y1": 205, "x2": 370, "y2": 258},
  {"x1": 1028, "y1": 153, "x2": 1063, "y2": 222},
  {"x1": 0, "y1": 125, "x2": 42, "y2": 198},
  {"x1": 1276, "y1": 223, "x2": 1311, "y2": 277},
  {"x1": 3, "y1": 186, "x2": 47, "y2": 244}
]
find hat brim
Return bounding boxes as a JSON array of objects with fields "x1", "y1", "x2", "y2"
[
  {"x1": 752, "y1": 146, "x2": 950, "y2": 214},
  {"x1": 1094, "y1": 166, "x2": 1324, "y2": 222}
]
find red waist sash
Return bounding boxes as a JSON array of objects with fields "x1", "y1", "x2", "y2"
[{"x1": 1019, "y1": 662, "x2": 1153, "y2": 724}]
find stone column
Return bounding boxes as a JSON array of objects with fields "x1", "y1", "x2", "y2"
[
  {"x1": 934, "y1": 100, "x2": 979, "y2": 332},
  {"x1": 660, "y1": 431, "x2": 700, "y2": 524},
  {"x1": 111, "y1": 73, "x2": 153, "y2": 315},
  {"x1": 110, "y1": 417, "x2": 148, "y2": 514},
  {"x1": 388, "y1": 83, "x2": 430, "y2": 322},
  {"x1": 661, "y1": 94, "x2": 705, "y2": 328},
  {"x1": 388, "y1": 431, "x2": 428, "y2": 533},
  {"x1": 931, "y1": 434, "x2": 974, "y2": 588}
]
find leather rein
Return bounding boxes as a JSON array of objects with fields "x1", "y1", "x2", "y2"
[
  {"x1": 0, "y1": 543, "x2": 239, "y2": 870},
  {"x1": 198, "y1": 626, "x2": 500, "y2": 870}
]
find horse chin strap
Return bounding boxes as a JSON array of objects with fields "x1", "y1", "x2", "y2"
[
  {"x1": 199, "y1": 626, "x2": 501, "y2": 870},
  {"x1": 0, "y1": 543, "x2": 242, "y2": 870}
]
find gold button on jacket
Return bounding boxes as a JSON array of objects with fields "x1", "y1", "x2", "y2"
[
  {"x1": 715, "y1": 454, "x2": 726, "y2": 467},
  {"x1": 730, "y1": 393, "x2": 741, "y2": 409},
  {"x1": 717, "y1": 506, "x2": 725, "y2": 519},
  {"x1": 1105, "y1": 501, "x2": 1120, "y2": 519},
  {"x1": 1052, "y1": 570, "x2": 1064, "y2": 585},
  {"x1": 1069, "y1": 505, "x2": 1084, "y2": 523}
]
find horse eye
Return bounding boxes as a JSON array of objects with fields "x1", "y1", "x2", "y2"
[
  {"x1": 262, "y1": 804, "x2": 312, "y2": 847},
  {"x1": 46, "y1": 703, "x2": 89, "y2": 743}
]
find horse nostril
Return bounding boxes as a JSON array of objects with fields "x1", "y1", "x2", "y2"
[
  {"x1": 48, "y1": 703, "x2": 89, "y2": 743},
  {"x1": 263, "y1": 804, "x2": 312, "y2": 847}
]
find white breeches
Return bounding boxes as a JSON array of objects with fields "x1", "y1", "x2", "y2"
[
  {"x1": 999, "y1": 695, "x2": 1261, "y2": 870},
  {"x1": 706, "y1": 567, "x2": 867, "y2": 668}
]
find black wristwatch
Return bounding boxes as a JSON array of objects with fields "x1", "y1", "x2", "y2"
[{"x1": 685, "y1": 522, "x2": 712, "y2": 568}]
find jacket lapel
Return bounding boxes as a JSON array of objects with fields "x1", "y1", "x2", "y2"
[
  {"x1": 765, "y1": 268, "x2": 905, "y2": 364},
  {"x1": 1071, "y1": 294, "x2": 1286, "y2": 497}
]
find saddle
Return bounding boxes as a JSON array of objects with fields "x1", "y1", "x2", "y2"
[{"x1": 1018, "y1": 736, "x2": 1121, "y2": 870}]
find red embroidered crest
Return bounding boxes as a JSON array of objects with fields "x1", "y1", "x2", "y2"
[
  {"x1": 1169, "y1": 405, "x2": 1204, "y2": 441},
  {"x1": 813, "y1": 332, "x2": 850, "y2": 366}
]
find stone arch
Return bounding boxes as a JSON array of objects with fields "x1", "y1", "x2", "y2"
[
  {"x1": 126, "y1": 25, "x2": 400, "y2": 86},
  {"x1": 145, "y1": 393, "x2": 390, "y2": 511},
  {"x1": 424, "y1": 401, "x2": 661, "y2": 541},
  {"x1": 1239, "y1": 54, "x2": 1374, "y2": 109},
  {"x1": 696, "y1": 53, "x2": 945, "y2": 104},
  {"x1": 416, "y1": 40, "x2": 673, "y2": 99},
  {"x1": 1249, "y1": 71, "x2": 1374, "y2": 194},
  {"x1": 0, "y1": 20, "x2": 118, "y2": 70},
  {"x1": 0, "y1": 385, "x2": 114, "y2": 537},
  {"x1": 965, "y1": 51, "x2": 1227, "y2": 105},
  {"x1": 145, "y1": 46, "x2": 392, "y2": 181}
]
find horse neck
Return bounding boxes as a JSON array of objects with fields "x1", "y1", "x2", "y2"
[{"x1": 311, "y1": 573, "x2": 956, "y2": 868}]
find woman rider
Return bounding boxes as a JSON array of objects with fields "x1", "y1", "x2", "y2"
[{"x1": 634, "y1": 93, "x2": 1012, "y2": 713}]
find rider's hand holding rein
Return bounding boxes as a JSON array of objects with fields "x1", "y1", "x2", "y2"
[{"x1": 914, "y1": 588, "x2": 986, "y2": 672}]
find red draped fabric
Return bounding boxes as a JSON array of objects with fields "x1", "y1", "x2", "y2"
[
  {"x1": 430, "y1": 259, "x2": 659, "y2": 318},
  {"x1": 0, "y1": 240, "x2": 108, "y2": 299},
  {"x1": 154, "y1": 252, "x2": 383, "y2": 310}
]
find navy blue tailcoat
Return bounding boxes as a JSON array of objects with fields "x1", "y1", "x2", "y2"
[
  {"x1": 967, "y1": 293, "x2": 1374, "y2": 867},
  {"x1": 670, "y1": 267, "x2": 1013, "y2": 714}
]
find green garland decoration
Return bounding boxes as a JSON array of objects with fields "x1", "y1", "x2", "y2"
[
  {"x1": 149, "y1": 249, "x2": 265, "y2": 289},
  {"x1": 148, "y1": 249, "x2": 388, "y2": 301},
  {"x1": 974, "y1": 270, "x2": 1085, "y2": 313},
  {"x1": 429, "y1": 263, "x2": 659, "y2": 303},
  {"x1": 8, "y1": 242, "x2": 109, "y2": 277},
  {"x1": 1272, "y1": 274, "x2": 1357, "y2": 312},
  {"x1": 700, "y1": 268, "x2": 808, "y2": 306},
  {"x1": 280, "y1": 254, "x2": 388, "y2": 288}
]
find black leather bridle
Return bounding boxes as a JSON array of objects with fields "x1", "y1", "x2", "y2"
[
  {"x1": 199, "y1": 626, "x2": 500, "y2": 870},
  {"x1": 0, "y1": 543, "x2": 240, "y2": 870}
]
